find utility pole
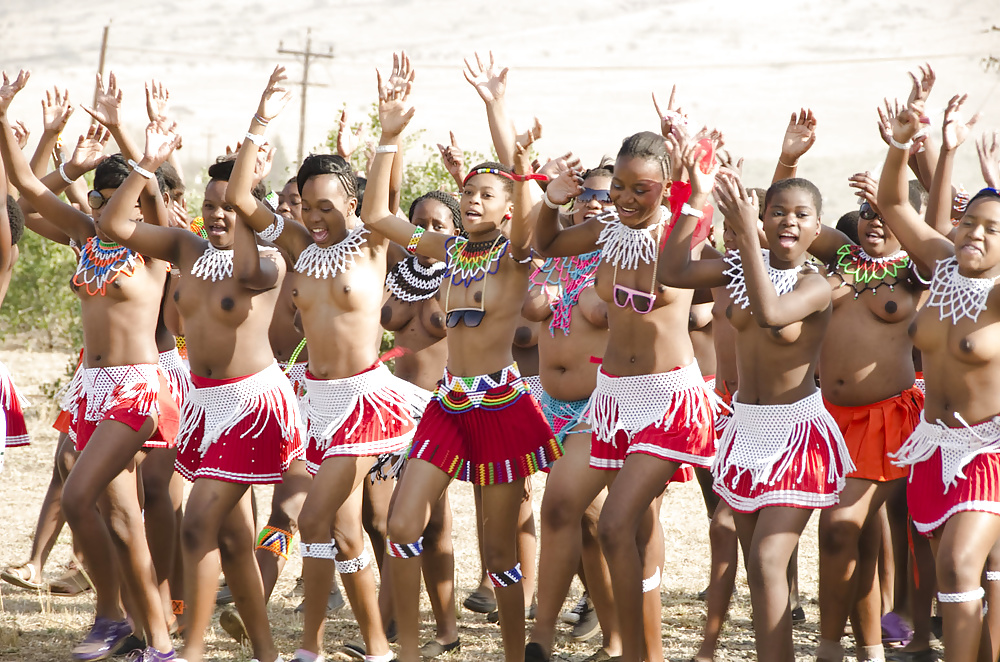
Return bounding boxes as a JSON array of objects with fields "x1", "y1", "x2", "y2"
[
  {"x1": 278, "y1": 29, "x2": 334, "y2": 163},
  {"x1": 94, "y1": 22, "x2": 111, "y2": 107}
]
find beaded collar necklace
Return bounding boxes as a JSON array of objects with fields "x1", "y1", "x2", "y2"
[
  {"x1": 594, "y1": 206, "x2": 666, "y2": 270},
  {"x1": 385, "y1": 256, "x2": 447, "y2": 302},
  {"x1": 926, "y1": 256, "x2": 1000, "y2": 323},
  {"x1": 724, "y1": 249, "x2": 802, "y2": 309},
  {"x1": 73, "y1": 236, "x2": 145, "y2": 296},
  {"x1": 444, "y1": 234, "x2": 507, "y2": 287},
  {"x1": 191, "y1": 244, "x2": 234, "y2": 282},
  {"x1": 294, "y1": 223, "x2": 369, "y2": 279},
  {"x1": 833, "y1": 244, "x2": 911, "y2": 299},
  {"x1": 531, "y1": 250, "x2": 602, "y2": 335}
]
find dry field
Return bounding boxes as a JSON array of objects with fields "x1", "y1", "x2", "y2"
[{"x1": 0, "y1": 344, "x2": 893, "y2": 661}]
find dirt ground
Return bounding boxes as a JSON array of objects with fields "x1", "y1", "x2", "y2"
[{"x1": 0, "y1": 345, "x2": 905, "y2": 661}]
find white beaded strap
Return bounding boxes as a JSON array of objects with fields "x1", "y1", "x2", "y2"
[
  {"x1": 988, "y1": 571, "x2": 1000, "y2": 581},
  {"x1": 300, "y1": 539, "x2": 337, "y2": 559},
  {"x1": 890, "y1": 136, "x2": 914, "y2": 151},
  {"x1": 257, "y1": 213, "x2": 285, "y2": 242},
  {"x1": 58, "y1": 163, "x2": 76, "y2": 184},
  {"x1": 244, "y1": 131, "x2": 265, "y2": 147},
  {"x1": 335, "y1": 550, "x2": 371, "y2": 574},
  {"x1": 938, "y1": 587, "x2": 985, "y2": 602},
  {"x1": 128, "y1": 159, "x2": 154, "y2": 179},
  {"x1": 642, "y1": 567, "x2": 661, "y2": 593}
]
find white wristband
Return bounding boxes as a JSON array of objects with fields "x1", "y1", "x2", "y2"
[
  {"x1": 889, "y1": 136, "x2": 913, "y2": 151},
  {"x1": 128, "y1": 159, "x2": 154, "y2": 180},
  {"x1": 58, "y1": 163, "x2": 76, "y2": 185},
  {"x1": 376, "y1": 144, "x2": 398, "y2": 154},
  {"x1": 542, "y1": 190, "x2": 562, "y2": 210},
  {"x1": 681, "y1": 203, "x2": 704, "y2": 219},
  {"x1": 245, "y1": 132, "x2": 266, "y2": 148}
]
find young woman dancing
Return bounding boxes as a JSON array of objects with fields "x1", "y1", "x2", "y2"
[
  {"x1": 229, "y1": 64, "x2": 416, "y2": 662},
  {"x1": 534, "y1": 131, "x2": 716, "y2": 662},
  {"x1": 0, "y1": 70, "x2": 178, "y2": 662},
  {"x1": 363, "y1": 66, "x2": 560, "y2": 662},
  {"x1": 661, "y1": 144, "x2": 851, "y2": 662},
  {"x1": 877, "y1": 79, "x2": 1000, "y2": 662}
]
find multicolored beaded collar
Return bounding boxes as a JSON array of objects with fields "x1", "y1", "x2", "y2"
[
  {"x1": 73, "y1": 237, "x2": 145, "y2": 296},
  {"x1": 832, "y1": 244, "x2": 911, "y2": 299},
  {"x1": 530, "y1": 251, "x2": 601, "y2": 336},
  {"x1": 444, "y1": 234, "x2": 508, "y2": 287}
]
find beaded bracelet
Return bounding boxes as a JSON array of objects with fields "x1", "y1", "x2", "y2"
[
  {"x1": 128, "y1": 159, "x2": 154, "y2": 179},
  {"x1": 57, "y1": 163, "x2": 76, "y2": 185},
  {"x1": 681, "y1": 203, "x2": 704, "y2": 219},
  {"x1": 406, "y1": 226, "x2": 425, "y2": 254}
]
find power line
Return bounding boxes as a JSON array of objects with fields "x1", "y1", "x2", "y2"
[{"x1": 278, "y1": 29, "x2": 335, "y2": 163}]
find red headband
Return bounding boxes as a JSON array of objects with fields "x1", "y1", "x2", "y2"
[{"x1": 462, "y1": 167, "x2": 550, "y2": 187}]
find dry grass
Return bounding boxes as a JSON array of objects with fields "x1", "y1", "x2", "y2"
[{"x1": 0, "y1": 346, "x2": 906, "y2": 661}]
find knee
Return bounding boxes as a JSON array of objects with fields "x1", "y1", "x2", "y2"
[
  {"x1": 819, "y1": 517, "x2": 862, "y2": 558},
  {"x1": 266, "y1": 506, "x2": 296, "y2": 536},
  {"x1": 387, "y1": 509, "x2": 424, "y2": 546},
  {"x1": 296, "y1": 502, "x2": 330, "y2": 543},
  {"x1": 105, "y1": 506, "x2": 140, "y2": 547},
  {"x1": 60, "y1": 480, "x2": 90, "y2": 525},
  {"x1": 597, "y1": 510, "x2": 633, "y2": 554},
  {"x1": 364, "y1": 507, "x2": 388, "y2": 539},
  {"x1": 541, "y1": 492, "x2": 583, "y2": 533},
  {"x1": 180, "y1": 509, "x2": 211, "y2": 552},
  {"x1": 217, "y1": 527, "x2": 247, "y2": 561},
  {"x1": 483, "y1": 540, "x2": 517, "y2": 574},
  {"x1": 937, "y1": 547, "x2": 984, "y2": 590}
]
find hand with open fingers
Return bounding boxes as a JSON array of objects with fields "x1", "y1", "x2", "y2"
[
  {"x1": 377, "y1": 55, "x2": 416, "y2": 139},
  {"x1": 652, "y1": 86, "x2": 688, "y2": 139},
  {"x1": 718, "y1": 148, "x2": 744, "y2": 178},
  {"x1": 906, "y1": 63, "x2": 936, "y2": 115},
  {"x1": 11, "y1": 120, "x2": 29, "y2": 150},
  {"x1": 848, "y1": 171, "x2": 880, "y2": 213},
  {"x1": 336, "y1": 109, "x2": 364, "y2": 159},
  {"x1": 544, "y1": 164, "x2": 584, "y2": 207},
  {"x1": 512, "y1": 123, "x2": 540, "y2": 175},
  {"x1": 515, "y1": 116, "x2": 542, "y2": 150},
  {"x1": 683, "y1": 138, "x2": 720, "y2": 198},
  {"x1": 437, "y1": 131, "x2": 465, "y2": 181},
  {"x1": 889, "y1": 94, "x2": 923, "y2": 147},
  {"x1": 145, "y1": 79, "x2": 170, "y2": 122},
  {"x1": 385, "y1": 51, "x2": 416, "y2": 96},
  {"x1": 256, "y1": 65, "x2": 293, "y2": 123},
  {"x1": 537, "y1": 152, "x2": 579, "y2": 184},
  {"x1": 876, "y1": 98, "x2": 905, "y2": 146},
  {"x1": 0, "y1": 70, "x2": 31, "y2": 117},
  {"x1": 254, "y1": 144, "x2": 276, "y2": 186},
  {"x1": 42, "y1": 86, "x2": 74, "y2": 133},
  {"x1": 170, "y1": 199, "x2": 191, "y2": 229},
  {"x1": 977, "y1": 130, "x2": 1000, "y2": 190},
  {"x1": 942, "y1": 93, "x2": 981, "y2": 152},
  {"x1": 81, "y1": 71, "x2": 123, "y2": 128},
  {"x1": 68, "y1": 124, "x2": 111, "y2": 173},
  {"x1": 463, "y1": 51, "x2": 508, "y2": 105},
  {"x1": 780, "y1": 108, "x2": 817, "y2": 165},
  {"x1": 142, "y1": 119, "x2": 182, "y2": 168},
  {"x1": 716, "y1": 171, "x2": 759, "y2": 234}
]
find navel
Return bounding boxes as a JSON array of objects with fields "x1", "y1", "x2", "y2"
[{"x1": 221, "y1": 297, "x2": 235, "y2": 311}]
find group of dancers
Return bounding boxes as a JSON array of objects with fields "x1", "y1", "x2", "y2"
[{"x1": 0, "y1": 52, "x2": 998, "y2": 662}]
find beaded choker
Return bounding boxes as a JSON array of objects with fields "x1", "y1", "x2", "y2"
[
  {"x1": 73, "y1": 237, "x2": 144, "y2": 295},
  {"x1": 530, "y1": 250, "x2": 602, "y2": 335},
  {"x1": 595, "y1": 206, "x2": 667, "y2": 271},
  {"x1": 444, "y1": 234, "x2": 507, "y2": 287},
  {"x1": 833, "y1": 244, "x2": 910, "y2": 299},
  {"x1": 926, "y1": 256, "x2": 1000, "y2": 323},
  {"x1": 294, "y1": 223, "x2": 369, "y2": 279},
  {"x1": 724, "y1": 249, "x2": 802, "y2": 310},
  {"x1": 385, "y1": 256, "x2": 447, "y2": 302},
  {"x1": 190, "y1": 244, "x2": 234, "y2": 282}
]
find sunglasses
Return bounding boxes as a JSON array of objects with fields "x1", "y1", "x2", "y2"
[
  {"x1": 445, "y1": 308, "x2": 485, "y2": 328},
  {"x1": 859, "y1": 202, "x2": 879, "y2": 221},
  {"x1": 88, "y1": 190, "x2": 109, "y2": 210},
  {"x1": 613, "y1": 283, "x2": 655, "y2": 314},
  {"x1": 576, "y1": 188, "x2": 612, "y2": 204}
]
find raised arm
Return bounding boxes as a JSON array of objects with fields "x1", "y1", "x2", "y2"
[
  {"x1": 145, "y1": 79, "x2": 184, "y2": 181},
  {"x1": 976, "y1": 130, "x2": 1000, "y2": 191},
  {"x1": 227, "y1": 65, "x2": 310, "y2": 258},
  {"x1": 96, "y1": 120, "x2": 193, "y2": 264},
  {"x1": 463, "y1": 52, "x2": 518, "y2": 166},
  {"x1": 437, "y1": 131, "x2": 465, "y2": 191},
  {"x1": 30, "y1": 87, "x2": 74, "y2": 178},
  {"x1": 510, "y1": 131, "x2": 541, "y2": 261},
  {"x1": 772, "y1": 109, "x2": 816, "y2": 184},
  {"x1": 0, "y1": 144, "x2": 13, "y2": 276},
  {"x1": 0, "y1": 71, "x2": 95, "y2": 243},
  {"x1": 721, "y1": 173, "x2": 830, "y2": 327},
  {"x1": 875, "y1": 91, "x2": 952, "y2": 270},
  {"x1": 233, "y1": 214, "x2": 279, "y2": 291},
  {"x1": 531, "y1": 163, "x2": 602, "y2": 258},
  {"x1": 659, "y1": 140, "x2": 728, "y2": 289},
  {"x1": 361, "y1": 59, "x2": 450, "y2": 262},
  {"x1": 925, "y1": 94, "x2": 981, "y2": 236}
]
